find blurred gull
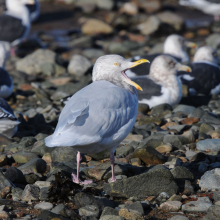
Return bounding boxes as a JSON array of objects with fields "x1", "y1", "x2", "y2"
[
  {"x1": 131, "y1": 55, "x2": 192, "y2": 108},
  {"x1": 0, "y1": 98, "x2": 20, "y2": 138},
  {"x1": 127, "y1": 34, "x2": 196, "y2": 77},
  {"x1": 45, "y1": 54, "x2": 149, "y2": 184},
  {"x1": 177, "y1": 46, "x2": 220, "y2": 95}
]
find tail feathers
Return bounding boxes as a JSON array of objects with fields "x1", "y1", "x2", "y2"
[{"x1": 44, "y1": 134, "x2": 56, "y2": 147}]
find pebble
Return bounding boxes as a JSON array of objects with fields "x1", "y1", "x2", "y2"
[{"x1": 34, "y1": 202, "x2": 53, "y2": 210}]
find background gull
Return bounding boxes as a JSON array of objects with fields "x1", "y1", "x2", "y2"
[
  {"x1": 45, "y1": 54, "x2": 149, "y2": 184},
  {"x1": 177, "y1": 46, "x2": 220, "y2": 95},
  {"x1": 131, "y1": 55, "x2": 191, "y2": 108},
  {"x1": 126, "y1": 34, "x2": 196, "y2": 77}
]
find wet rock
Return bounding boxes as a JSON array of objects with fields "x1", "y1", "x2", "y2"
[
  {"x1": 182, "y1": 197, "x2": 212, "y2": 213},
  {"x1": 138, "y1": 15, "x2": 161, "y2": 36},
  {"x1": 25, "y1": 173, "x2": 41, "y2": 184},
  {"x1": 21, "y1": 184, "x2": 40, "y2": 202},
  {"x1": 131, "y1": 145, "x2": 167, "y2": 165},
  {"x1": 51, "y1": 147, "x2": 77, "y2": 163},
  {"x1": 34, "y1": 202, "x2": 53, "y2": 210},
  {"x1": 88, "y1": 163, "x2": 129, "y2": 180},
  {"x1": 4, "y1": 167, "x2": 26, "y2": 184},
  {"x1": 79, "y1": 205, "x2": 100, "y2": 218},
  {"x1": 199, "y1": 168, "x2": 220, "y2": 190},
  {"x1": 82, "y1": 19, "x2": 113, "y2": 35},
  {"x1": 18, "y1": 158, "x2": 47, "y2": 174},
  {"x1": 67, "y1": 54, "x2": 92, "y2": 78},
  {"x1": 160, "y1": 201, "x2": 182, "y2": 212},
  {"x1": 197, "y1": 139, "x2": 220, "y2": 151},
  {"x1": 103, "y1": 166, "x2": 178, "y2": 198},
  {"x1": 12, "y1": 152, "x2": 39, "y2": 163}
]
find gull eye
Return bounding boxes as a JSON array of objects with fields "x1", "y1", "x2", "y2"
[
  {"x1": 114, "y1": 62, "x2": 119, "y2": 66},
  {"x1": 169, "y1": 61, "x2": 175, "y2": 67}
]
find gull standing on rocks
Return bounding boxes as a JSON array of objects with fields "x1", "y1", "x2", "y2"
[
  {"x1": 177, "y1": 46, "x2": 220, "y2": 95},
  {"x1": 131, "y1": 55, "x2": 192, "y2": 108},
  {"x1": 0, "y1": 43, "x2": 13, "y2": 98},
  {"x1": 45, "y1": 55, "x2": 149, "y2": 184},
  {"x1": 0, "y1": 98, "x2": 20, "y2": 138},
  {"x1": 0, "y1": 0, "x2": 34, "y2": 52},
  {"x1": 126, "y1": 34, "x2": 196, "y2": 77}
]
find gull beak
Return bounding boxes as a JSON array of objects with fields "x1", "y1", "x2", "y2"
[
  {"x1": 122, "y1": 59, "x2": 150, "y2": 91},
  {"x1": 178, "y1": 65, "x2": 192, "y2": 72},
  {"x1": 27, "y1": 0, "x2": 35, "y2": 4},
  {"x1": 186, "y1": 41, "x2": 197, "y2": 49}
]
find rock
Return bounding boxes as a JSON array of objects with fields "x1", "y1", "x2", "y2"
[
  {"x1": 88, "y1": 163, "x2": 129, "y2": 180},
  {"x1": 199, "y1": 168, "x2": 220, "y2": 190},
  {"x1": 74, "y1": 192, "x2": 116, "y2": 211},
  {"x1": 181, "y1": 117, "x2": 199, "y2": 125},
  {"x1": 156, "y1": 145, "x2": 172, "y2": 153},
  {"x1": 124, "y1": 201, "x2": 144, "y2": 215},
  {"x1": 131, "y1": 145, "x2": 167, "y2": 165},
  {"x1": 51, "y1": 204, "x2": 65, "y2": 214},
  {"x1": 4, "y1": 167, "x2": 26, "y2": 184},
  {"x1": 138, "y1": 104, "x2": 149, "y2": 114},
  {"x1": 82, "y1": 48, "x2": 105, "y2": 60},
  {"x1": 100, "y1": 215, "x2": 124, "y2": 220},
  {"x1": 25, "y1": 173, "x2": 40, "y2": 184},
  {"x1": 119, "y1": 208, "x2": 144, "y2": 220},
  {"x1": 213, "y1": 191, "x2": 220, "y2": 201},
  {"x1": 18, "y1": 158, "x2": 47, "y2": 174},
  {"x1": 171, "y1": 166, "x2": 194, "y2": 180},
  {"x1": 199, "y1": 123, "x2": 215, "y2": 134},
  {"x1": 37, "y1": 210, "x2": 71, "y2": 220},
  {"x1": 168, "y1": 216, "x2": 189, "y2": 220},
  {"x1": 100, "y1": 207, "x2": 119, "y2": 218},
  {"x1": 206, "y1": 33, "x2": 220, "y2": 49},
  {"x1": 138, "y1": 15, "x2": 161, "y2": 36},
  {"x1": 120, "y1": 2, "x2": 138, "y2": 15},
  {"x1": 96, "y1": 0, "x2": 114, "y2": 10},
  {"x1": 130, "y1": 158, "x2": 142, "y2": 166},
  {"x1": 16, "y1": 49, "x2": 57, "y2": 75},
  {"x1": 182, "y1": 197, "x2": 212, "y2": 213},
  {"x1": 157, "y1": 11, "x2": 184, "y2": 31},
  {"x1": 0, "y1": 155, "x2": 7, "y2": 167},
  {"x1": 12, "y1": 187, "x2": 23, "y2": 201},
  {"x1": 0, "y1": 211, "x2": 9, "y2": 219},
  {"x1": 51, "y1": 147, "x2": 77, "y2": 163},
  {"x1": 201, "y1": 205, "x2": 220, "y2": 220},
  {"x1": 103, "y1": 166, "x2": 179, "y2": 198},
  {"x1": 34, "y1": 181, "x2": 51, "y2": 189},
  {"x1": 82, "y1": 19, "x2": 113, "y2": 35},
  {"x1": 31, "y1": 140, "x2": 53, "y2": 156},
  {"x1": 88, "y1": 149, "x2": 111, "y2": 161},
  {"x1": 183, "y1": 180, "x2": 194, "y2": 196},
  {"x1": 163, "y1": 135, "x2": 183, "y2": 149},
  {"x1": 156, "y1": 192, "x2": 170, "y2": 204},
  {"x1": 34, "y1": 202, "x2": 53, "y2": 210},
  {"x1": 0, "y1": 134, "x2": 12, "y2": 146},
  {"x1": 173, "y1": 105, "x2": 195, "y2": 115},
  {"x1": 67, "y1": 54, "x2": 92, "y2": 78},
  {"x1": 12, "y1": 152, "x2": 39, "y2": 163},
  {"x1": 123, "y1": 133, "x2": 143, "y2": 144},
  {"x1": 0, "y1": 171, "x2": 13, "y2": 189},
  {"x1": 79, "y1": 205, "x2": 100, "y2": 217},
  {"x1": 21, "y1": 184, "x2": 40, "y2": 202},
  {"x1": 197, "y1": 139, "x2": 220, "y2": 151},
  {"x1": 200, "y1": 113, "x2": 220, "y2": 125},
  {"x1": 151, "y1": 104, "x2": 172, "y2": 117},
  {"x1": 137, "y1": 0, "x2": 161, "y2": 13},
  {"x1": 116, "y1": 145, "x2": 134, "y2": 156},
  {"x1": 160, "y1": 201, "x2": 182, "y2": 212},
  {"x1": 39, "y1": 187, "x2": 50, "y2": 201},
  {"x1": 189, "y1": 108, "x2": 205, "y2": 119}
]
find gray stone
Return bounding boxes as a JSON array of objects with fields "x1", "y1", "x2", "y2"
[
  {"x1": 4, "y1": 167, "x2": 26, "y2": 184},
  {"x1": 160, "y1": 201, "x2": 182, "y2": 212},
  {"x1": 182, "y1": 197, "x2": 212, "y2": 213},
  {"x1": 201, "y1": 205, "x2": 220, "y2": 220},
  {"x1": 79, "y1": 205, "x2": 100, "y2": 217},
  {"x1": 37, "y1": 210, "x2": 71, "y2": 220},
  {"x1": 21, "y1": 184, "x2": 40, "y2": 202},
  {"x1": 0, "y1": 171, "x2": 13, "y2": 189},
  {"x1": 151, "y1": 104, "x2": 172, "y2": 116},
  {"x1": 189, "y1": 108, "x2": 205, "y2": 119},
  {"x1": 199, "y1": 123, "x2": 215, "y2": 134},
  {"x1": 116, "y1": 145, "x2": 134, "y2": 156},
  {"x1": 100, "y1": 207, "x2": 119, "y2": 217},
  {"x1": 199, "y1": 168, "x2": 220, "y2": 190},
  {"x1": 18, "y1": 158, "x2": 46, "y2": 175},
  {"x1": 51, "y1": 147, "x2": 77, "y2": 163},
  {"x1": 82, "y1": 48, "x2": 105, "y2": 60},
  {"x1": 88, "y1": 149, "x2": 111, "y2": 161},
  {"x1": 11, "y1": 187, "x2": 23, "y2": 201},
  {"x1": 124, "y1": 201, "x2": 144, "y2": 215},
  {"x1": 197, "y1": 139, "x2": 220, "y2": 152},
  {"x1": 31, "y1": 140, "x2": 53, "y2": 156},
  {"x1": 51, "y1": 204, "x2": 65, "y2": 214},
  {"x1": 67, "y1": 55, "x2": 92, "y2": 78},
  {"x1": 103, "y1": 166, "x2": 178, "y2": 198},
  {"x1": 100, "y1": 215, "x2": 124, "y2": 220},
  {"x1": 200, "y1": 113, "x2": 220, "y2": 125},
  {"x1": 206, "y1": 33, "x2": 220, "y2": 49},
  {"x1": 213, "y1": 191, "x2": 220, "y2": 202},
  {"x1": 163, "y1": 135, "x2": 182, "y2": 149},
  {"x1": 168, "y1": 215, "x2": 189, "y2": 220},
  {"x1": 39, "y1": 187, "x2": 50, "y2": 201},
  {"x1": 156, "y1": 192, "x2": 170, "y2": 204},
  {"x1": 171, "y1": 166, "x2": 194, "y2": 180},
  {"x1": 34, "y1": 202, "x2": 53, "y2": 210},
  {"x1": 12, "y1": 152, "x2": 39, "y2": 163},
  {"x1": 96, "y1": 0, "x2": 114, "y2": 10},
  {"x1": 25, "y1": 173, "x2": 40, "y2": 184},
  {"x1": 173, "y1": 105, "x2": 195, "y2": 115}
]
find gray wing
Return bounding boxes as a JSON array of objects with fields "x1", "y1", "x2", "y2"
[{"x1": 45, "y1": 81, "x2": 138, "y2": 147}]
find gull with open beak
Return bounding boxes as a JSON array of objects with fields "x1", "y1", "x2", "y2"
[
  {"x1": 132, "y1": 55, "x2": 192, "y2": 108},
  {"x1": 45, "y1": 54, "x2": 149, "y2": 184}
]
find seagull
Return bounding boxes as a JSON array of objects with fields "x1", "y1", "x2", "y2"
[
  {"x1": 179, "y1": 0, "x2": 220, "y2": 21},
  {"x1": 45, "y1": 55, "x2": 149, "y2": 184},
  {"x1": 177, "y1": 46, "x2": 220, "y2": 95},
  {"x1": 0, "y1": 0, "x2": 34, "y2": 52},
  {"x1": 126, "y1": 34, "x2": 196, "y2": 77},
  {"x1": 0, "y1": 43, "x2": 13, "y2": 98},
  {"x1": 131, "y1": 55, "x2": 192, "y2": 108},
  {"x1": 0, "y1": 98, "x2": 20, "y2": 138}
]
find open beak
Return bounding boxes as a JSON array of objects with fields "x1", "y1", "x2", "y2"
[
  {"x1": 122, "y1": 59, "x2": 150, "y2": 91},
  {"x1": 186, "y1": 41, "x2": 197, "y2": 49},
  {"x1": 178, "y1": 64, "x2": 192, "y2": 72}
]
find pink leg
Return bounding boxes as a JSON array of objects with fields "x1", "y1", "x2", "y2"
[
  {"x1": 214, "y1": 15, "x2": 220, "y2": 22},
  {"x1": 71, "y1": 151, "x2": 93, "y2": 185},
  {"x1": 10, "y1": 48, "x2": 16, "y2": 57},
  {"x1": 109, "y1": 150, "x2": 116, "y2": 183}
]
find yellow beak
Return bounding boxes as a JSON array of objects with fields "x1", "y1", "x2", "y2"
[
  {"x1": 122, "y1": 59, "x2": 150, "y2": 91},
  {"x1": 178, "y1": 65, "x2": 192, "y2": 72},
  {"x1": 186, "y1": 41, "x2": 197, "y2": 49},
  {"x1": 28, "y1": 0, "x2": 35, "y2": 5}
]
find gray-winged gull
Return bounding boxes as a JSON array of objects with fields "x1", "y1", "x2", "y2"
[
  {"x1": 131, "y1": 55, "x2": 192, "y2": 108},
  {"x1": 126, "y1": 34, "x2": 196, "y2": 77},
  {"x1": 177, "y1": 46, "x2": 220, "y2": 95},
  {"x1": 45, "y1": 55, "x2": 149, "y2": 184},
  {"x1": 0, "y1": 98, "x2": 20, "y2": 137}
]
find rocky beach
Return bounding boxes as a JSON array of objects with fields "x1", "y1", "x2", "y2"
[{"x1": 0, "y1": 0, "x2": 220, "y2": 219}]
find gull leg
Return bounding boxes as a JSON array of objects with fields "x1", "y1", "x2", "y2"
[
  {"x1": 109, "y1": 150, "x2": 116, "y2": 182},
  {"x1": 214, "y1": 15, "x2": 220, "y2": 22},
  {"x1": 71, "y1": 151, "x2": 93, "y2": 185}
]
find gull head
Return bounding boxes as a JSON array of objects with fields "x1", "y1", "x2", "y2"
[{"x1": 92, "y1": 54, "x2": 149, "y2": 91}]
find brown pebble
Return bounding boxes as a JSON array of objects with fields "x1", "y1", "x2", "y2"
[{"x1": 181, "y1": 117, "x2": 199, "y2": 125}]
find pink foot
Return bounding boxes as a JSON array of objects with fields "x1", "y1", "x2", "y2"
[
  {"x1": 71, "y1": 173, "x2": 93, "y2": 185},
  {"x1": 109, "y1": 177, "x2": 117, "y2": 183}
]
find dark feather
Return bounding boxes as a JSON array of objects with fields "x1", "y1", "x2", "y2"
[{"x1": 0, "y1": 68, "x2": 12, "y2": 87}]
